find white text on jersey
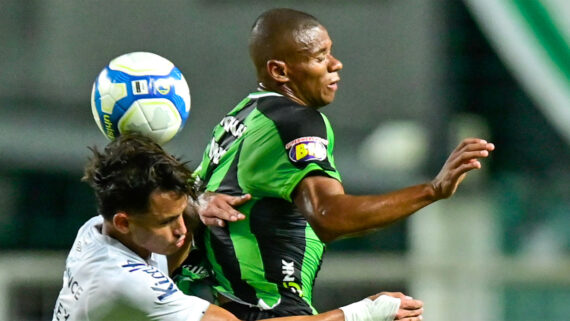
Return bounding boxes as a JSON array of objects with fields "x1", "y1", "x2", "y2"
[
  {"x1": 209, "y1": 138, "x2": 227, "y2": 165},
  {"x1": 220, "y1": 116, "x2": 247, "y2": 138}
]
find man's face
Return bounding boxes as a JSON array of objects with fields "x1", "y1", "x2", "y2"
[
  {"x1": 127, "y1": 190, "x2": 188, "y2": 258},
  {"x1": 285, "y1": 25, "x2": 343, "y2": 108}
]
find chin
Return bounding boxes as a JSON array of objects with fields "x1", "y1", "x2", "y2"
[
  {"x1": 152, "y1": 246, "x2": 176, "y2": 256},
  {"x1": 316, "y1": 100, "x2": 334, "y2": 108}
]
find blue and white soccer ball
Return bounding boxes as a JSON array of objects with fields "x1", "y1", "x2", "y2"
[{"x1": 91, "y1": 52, "x2": 191, "y2": 145}]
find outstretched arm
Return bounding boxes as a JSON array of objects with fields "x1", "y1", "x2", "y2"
[
  {"x1": 294, "y1": 138, "x2": 494, "y2": 243},
  {"x1": 203, "y1": 292, "x2": 423, "y2": 321}
]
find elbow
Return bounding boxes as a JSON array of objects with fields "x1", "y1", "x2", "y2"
[
  {"x1": 296, "y1": 189, "x2": 347, "y2": 243},
  {"x1": 307, "y1": 208, "x2": 344, "y2": 243},
  {"x1": 313, "y1": 228, "x2": 340, "y2": 243}
]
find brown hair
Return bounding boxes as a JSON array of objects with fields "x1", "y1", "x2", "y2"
[{"x1": 82, "y1": 133, "x2": 195, "y2": 220}]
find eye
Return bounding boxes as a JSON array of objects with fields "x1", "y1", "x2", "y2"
[{"x1": 160, "y1": 215, "x2": 180, "y2": 226}]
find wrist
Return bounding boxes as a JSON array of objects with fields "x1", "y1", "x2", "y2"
[
  {"x1": 428, "y1": 181, "x2": 441, "y2": 201},
  {"x1": 340, "y1": 295, "x2": 400, "y2": 321},
  {"x1": 340, "y1": 298, "x2": 372, "y2": 321}
]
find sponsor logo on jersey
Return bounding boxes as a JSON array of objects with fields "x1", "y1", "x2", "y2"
[
  {"x1": 122, "y1": 260, "x2": 178, "y2": 301},
  {"x1": 282, "y1": 259, "x2": 303, "y2": 297},
  {"x1": 286, "y1": 137, "x2": 328, "y2": 163}
]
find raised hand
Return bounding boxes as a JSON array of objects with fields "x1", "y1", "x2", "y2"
[{"x1": 431, "y1": 138, "x2": 495, "y2": 200}]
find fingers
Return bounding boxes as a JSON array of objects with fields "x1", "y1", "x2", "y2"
[
  {"x1": 229, "y1": 193, "x2": 252, "y2": 206},
  {"x1": 376, "y1": 292, "x2": 424, "y2": 321},
  {"x1": 453, "y1": 140, "x2": 493, "y2": 160},
  {"x1": 394, "y1": 309, "x2": 424, "y2": 321},
  {"x1": 432, "y1": 138, "x2": 494, "y2": 199},
  {"x1": 374, "y1": 292, "x2": 423, "y2": 309},
  {"x1": 214, "y1": 194, "x2": 249, "y2": 221},
  {"x1": 456, "y1": 138, "x2": 494, "y2": 151},
  {"x1": 198, "y1": 193, "x2": 250, "y2": 227},
  {"x1": 201, "y1": 217, "x2": 226, "y2": 227},
  {"x1": 396, "y1": 297, "x2": 423, "y2": 320},
  {"x1": 447, "y1": 139, "x2": 494, "y2": 173},
  {"x1": 399, "y1": 297, "x2": 423, "y2": 310},
  {"x1": 453, "y1": 138, "x2": 492, "y2": 152}
]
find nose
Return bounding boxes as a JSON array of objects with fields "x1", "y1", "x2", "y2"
[
  {"x1": 328, "y1": 54, "x2": 343, "y2": 72},
  {"x1": 173, "y1": 215, "x2": 187, "y2": 237}
]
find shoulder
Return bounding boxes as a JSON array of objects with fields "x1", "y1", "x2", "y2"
[
  {"x1": 257, "y1": 95, "x2": 325, "y2": 127},
  {"x1": 255, "y1": 96, "x2": 330, "y2": 144}
]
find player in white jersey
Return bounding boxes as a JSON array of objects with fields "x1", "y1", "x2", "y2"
[
  {"x1": 53, "y1": 132, "x2": 423, "y2": 321},
  {"x1": 52, "y1": 215, "x2": 210, "y2": 321}
]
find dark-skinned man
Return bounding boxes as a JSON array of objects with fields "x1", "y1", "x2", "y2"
[{"x1": 177, "y1": 7, "x2": 493, "y2": 321}]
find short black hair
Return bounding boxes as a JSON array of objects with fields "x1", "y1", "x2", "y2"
[
  {"x1": 82, "y1": 133, "x2": 195, "y2": 220},
  {"x1": 249, "y1": 8, "x2": 321, "y2": 74}
]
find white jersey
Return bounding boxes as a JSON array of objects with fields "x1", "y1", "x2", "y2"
[{"x1": 52, "y1": 216, "x2": 210, "y2": 321}]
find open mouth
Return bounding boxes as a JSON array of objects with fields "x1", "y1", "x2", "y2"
[
  {"x1": 328, "y1": 80, "x2": 339, "y2": 90},
  {"x1": 175, "y1": 235, "x2": 186, "y2": 248}
]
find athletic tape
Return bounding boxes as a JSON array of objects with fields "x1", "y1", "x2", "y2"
[{"x1": 340, "y1": 295, "x2": 400, "y2": 321}]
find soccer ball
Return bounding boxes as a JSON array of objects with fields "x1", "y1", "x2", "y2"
[{"x1": 90, "y1": 52, "x2": 191, "y2": 145}]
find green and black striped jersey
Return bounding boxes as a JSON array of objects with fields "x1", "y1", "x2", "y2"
[{"x1": 192, "y1": 91, "x2": 341, "y2": 316}]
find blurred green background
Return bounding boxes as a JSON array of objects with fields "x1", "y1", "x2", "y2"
[{"x1": 0, "y1": 1, "x2": 568, "y2": 320}]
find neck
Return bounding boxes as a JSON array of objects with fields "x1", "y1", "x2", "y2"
[{"x1": 258, "y1": 82, "x2": 307, "y2": 106}]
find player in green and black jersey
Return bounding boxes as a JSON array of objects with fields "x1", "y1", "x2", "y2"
[
  {"x1": 176, "y1": 8, "x2": 493, "y2": 321},
  {"x1": 193, "y1": 91, "x2": 340, "y2": 317}
]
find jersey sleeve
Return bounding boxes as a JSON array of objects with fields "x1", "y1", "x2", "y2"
[
  {"x1": 87, "y1": 259, "x2": 210, "y2": 321},
  {"x1": 244, "y1": 97, "x2": 341, "y2": 201}
]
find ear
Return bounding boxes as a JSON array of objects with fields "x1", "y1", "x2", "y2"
[
  {"x1": 266, "y1": 59, "x2": 289, "y2": 83},
  {"x1": 113, "y1": 212, "x2": 130, "y2": 234}
]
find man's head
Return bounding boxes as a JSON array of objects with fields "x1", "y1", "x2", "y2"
[
  {"x1": 249, "y1": 8, "x2": 343, "y2": 108},
  {"x1": 83, "y1": 133, "x2": 195, "y2": 258}
]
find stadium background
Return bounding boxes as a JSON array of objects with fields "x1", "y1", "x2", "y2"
[{"x1": 0, "y1": 1, "x2": 568, "y2": 320}]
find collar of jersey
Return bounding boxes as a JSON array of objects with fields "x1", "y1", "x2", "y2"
[{"x1": 248, "y1": 91, "x2": 283, "y2": 99}]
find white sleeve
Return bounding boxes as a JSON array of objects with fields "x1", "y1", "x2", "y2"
[{"x1": 87, "y1": 261, "x2": 210, "y2": 321}]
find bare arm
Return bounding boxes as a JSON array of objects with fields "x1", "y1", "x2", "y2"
[
  {"x1": 294, "y1": 138, "x2": 495, "y2": 242},
  {"x1": 202, "y1": 292, "x2": 423, "y2": 321},
  {"x1": 294, "y1": 176, "x2": 435, "y2": 242},
  {"x1": 200, "y1": 304, "x2": 345, "y2": 321}
]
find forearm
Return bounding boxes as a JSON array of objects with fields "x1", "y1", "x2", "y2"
[
  {"x1": 272, "y1": 294, "x2": 407, "y2": 321},
  {"x1": 332, "y1": 183, "x2": 436, "y2": 230},
  {"x1": 202, "y1": 305, "x2": 344, "y2": 321},
  {"x1": 295, "y1": 176, "x2": 437, "y2": 242}
]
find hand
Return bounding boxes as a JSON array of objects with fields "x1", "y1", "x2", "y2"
[
  {"x1": 431, "y1": 138, "x2": 495, "y2": 199},
  {"x1": 369, "y1": 292, "x2": 424, "y2": 321},
  {"x1": 197, "y1": 192, "x2": 251, "y2": 227}
]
